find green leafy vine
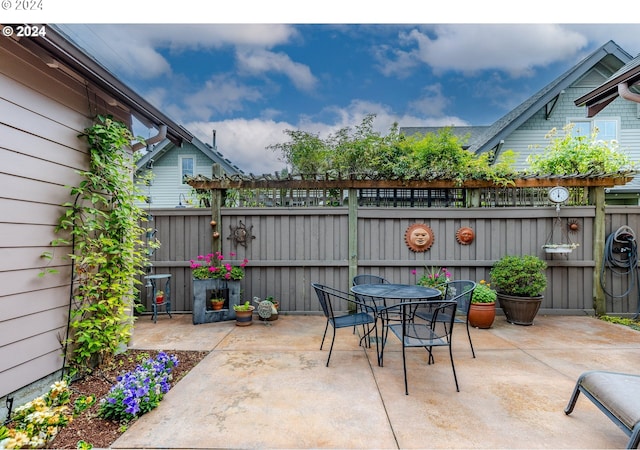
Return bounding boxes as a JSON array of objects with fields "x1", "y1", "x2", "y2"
[{"x1": 51, "y1": 115, "x2": 154, "y2": 377}]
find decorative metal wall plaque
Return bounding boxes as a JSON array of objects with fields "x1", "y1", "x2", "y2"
[
  {"x1": 456, "y1": 227, "x2": 475, "y2": 245},
  {"x1": 228, "y1": 220, "x2": 255, "y2": 248},
  {"x1": 404, "y1": 223, "x2": 434, "y2": 252}
]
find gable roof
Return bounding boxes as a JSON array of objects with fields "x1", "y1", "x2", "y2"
[
  {"x1": 15, "y1": 24, "x2": 193, "y2": 148},
  {"x1": 136, "y1": 136, "x2": 244, "y2": 175},
  {"x1": 574, "y1": 53, "x2": 640, "y2": 116},
  {"x1": 469, "y1": 40, "x2": 632, "y2": 154}
]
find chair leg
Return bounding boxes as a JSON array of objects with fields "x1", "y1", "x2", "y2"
[
  {"x1": 325, "y1": 327, "x2": 337, "y2": 367},
  {"x1": 402, "y1": 343, "x2": 409, "y2": 395},
  {"x1": 564, "y1": 382, "x2": 582, "y2": 415},
  {"x1": 465, "y1": 319, "x2": 476, "y2": 358},
  {"x1": 629, "y1": 424, "x2": 640, "y2": 449},
  {"x1": 320, "y1": 320, "x2": 330, "y2": 350},
  {"x1": 449, "y1": 345, "x2": 460, "y2": 392}
]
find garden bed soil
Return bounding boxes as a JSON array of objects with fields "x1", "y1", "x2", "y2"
[{"x1": 46, "y1": 349, "x2": 208, "y2": 449}]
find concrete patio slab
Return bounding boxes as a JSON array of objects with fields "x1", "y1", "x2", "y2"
[{"x1": 113, "y1": 313, "x2": 640, "y2": 449}]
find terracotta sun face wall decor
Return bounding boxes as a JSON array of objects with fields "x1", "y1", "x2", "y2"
[
  {"x1": 456, "y1": 227, "x2": 475, "y2": 245},
  {"x1": 405, "y1": 223, "x2": 434, "y2": 252}
]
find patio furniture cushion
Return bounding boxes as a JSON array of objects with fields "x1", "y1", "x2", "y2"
[{"x1": 565, "y1": 370, "x2": 640, "y2": 449}]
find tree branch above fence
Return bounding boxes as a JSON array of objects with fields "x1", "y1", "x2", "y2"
[{"x1": 186, "y1": 172, "x2": 635, "y2": 190}]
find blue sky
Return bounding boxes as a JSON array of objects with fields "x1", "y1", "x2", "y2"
[{"x1": 20, "y1": 11, "x2": 640, "y2": 174}]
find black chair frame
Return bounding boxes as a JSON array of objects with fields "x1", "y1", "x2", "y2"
[
  {"x1": 311, "y1": 283, "x2": 379, "y2": 367},
  {"x1": 415, "y1": 280, "x2": 476, "y2": 358},
  {"x1": 379, "y1": 300, "x2": 459, "y2": 394}
]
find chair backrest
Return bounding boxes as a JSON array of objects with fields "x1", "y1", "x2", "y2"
[
  {"x1": 353, "y1": 274, "x2": 389, "y2": 286},
  {"x1": 443, "y1": 280, "x2": 476, "y2": 314},
  {"x1": 312, "y1": 283, "x2": 335, "y2": 319},
  {"x1": 401, "y1": 300, "x2": 458, "y2": 341}
]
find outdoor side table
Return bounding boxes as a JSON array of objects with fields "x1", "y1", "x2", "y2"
[{"x1": 144, "y1": 274, "x2": 172, "y2": 323}]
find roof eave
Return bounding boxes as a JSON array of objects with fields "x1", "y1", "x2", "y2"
[{"x1": 23, "y1": 24, "x2": 193, "y2": 147}]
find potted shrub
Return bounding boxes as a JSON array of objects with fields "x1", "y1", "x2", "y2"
[
  {"x1": 155, "y1": 290, "x2": 165, "y2": 304},
  {"x1": 468, "y1": 280, "x2": 497, "y2": 329},
  {"x1": 233, "y1": 301, "x2": 255, "y2": 326},
  {"x1": 490, "y1": 255, "x2": 547, "y2": 326}
]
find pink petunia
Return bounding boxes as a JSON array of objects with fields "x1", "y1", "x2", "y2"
[{"x1": 411, "y1": 269, "x2": 417, "y2": 275}]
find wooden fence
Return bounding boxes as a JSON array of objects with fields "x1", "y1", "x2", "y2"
[{"x1": 139, "y1": 202, "x2": 640, "y2": 318}]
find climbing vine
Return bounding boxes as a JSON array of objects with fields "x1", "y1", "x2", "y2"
[{"x1": 52, "y1": 115, "x2": 154, "y2": 376}]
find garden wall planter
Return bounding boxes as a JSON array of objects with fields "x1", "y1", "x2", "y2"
[
  {"x1": 192, "y1": 279, "x2": 241, "y2": 325},
  {"x1": 497, "y1": 293, "x2": 543, "y2": 326}
]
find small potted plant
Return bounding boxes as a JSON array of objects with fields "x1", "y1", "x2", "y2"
[
  {"x1": 414, "y1": 266, "x2": 452, "y2": 298},
  {"x1": 210, "y1": 296, "x2": 225, "y2": 311},
  {"x1": 490, "y1": 255, "x2": 547, "y2": 326},
  {"x1": 469, "y1": 280, "x2": 497, "y2": 329},
  {"x1": 233, "y1": 301, "x2": 255, "y2": 326},
  {"x1": 155, "y1": 290, "x2": 164, "y2": 304}
]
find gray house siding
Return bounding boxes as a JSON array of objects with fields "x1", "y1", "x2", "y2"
[
  {"x1": 141, "y1": 146, "x2": 202, "y2": 208},
  {"x1": 0, "y1": 39, "x2": 94, "y2": 404},
  {"x1": 137, "y1": 138, "x2": 243, "y2": 208},
  {"x1": 1, "y1": 25, "x2": 191, "y2": 420}
]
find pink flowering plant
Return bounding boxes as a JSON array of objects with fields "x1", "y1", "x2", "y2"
[
  {"x1": 413, "y1": 266, "x2": 452, "y2": 297},
  {"x1": 190, "y1": 251, "x2": 248, "y2": 280}
]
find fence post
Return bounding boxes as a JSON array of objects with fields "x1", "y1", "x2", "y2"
[
  {"x1": 348, "y1": 188, "x2": 358, "y2": 306},
  {"x1": 211, "y1": 164, "x2": 223, "y2": 255},
  {"x1": 592, "y1": 186, "x2": 606, "y2": 315}
]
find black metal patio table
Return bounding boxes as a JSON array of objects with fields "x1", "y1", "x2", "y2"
[{"x1": 350, "y1": 283, "x2": 441, "y2": 365}]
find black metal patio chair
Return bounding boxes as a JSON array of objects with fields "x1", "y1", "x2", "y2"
[
  {"x1": 415, "y1": 280, "x2": 477, "y2": 358},
  {"x1": 381, "y1": 300, "x2": 459, "y2": 394},
  {"x1": 311, "y1": 283, "x2": 378, "y2": 367},
  {"x1": 352, "y1": 274, "x2": 390, "y2": 286}
]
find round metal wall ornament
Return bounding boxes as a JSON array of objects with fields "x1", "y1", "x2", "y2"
[
  {"x1": 456, "y1": 227, "x2": 475, "y2": 245},
  {"x1": 405, "y1": 223, "x2": 434, "y2": 252},
  {"x1": 228, "y1": 220, "x2": 255, "y2": 248}
]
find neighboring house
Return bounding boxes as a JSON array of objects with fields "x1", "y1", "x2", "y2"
[
  {"x1": 574, "y1": 54, "x2": 640, "y2": 203},
  {"x1": 402, "y1": 40, "x2": 640, "y2": 204},
  {"x1": 0, "y1": 24, "x2": 193, "y2": 418},
  {"x1": 135, "y1": 134, "x2": 243, "y2": 208}
]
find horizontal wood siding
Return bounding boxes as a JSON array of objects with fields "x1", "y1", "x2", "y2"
[{"x1": 0, "y1": 40, "x2": 126, "y2": 400}]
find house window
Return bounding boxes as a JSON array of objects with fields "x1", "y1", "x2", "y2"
[
  {"x1": 572, "y1": 119, "x2": 618, "y2": 141},
  {"x1": 180, "y1": 156, "x2": 194, "y2": 184}
]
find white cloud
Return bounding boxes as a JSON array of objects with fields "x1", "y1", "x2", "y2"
[
  {"x1": 236, "y1": 49, "x2": 318, "y2": 91},
  {"x1": 58, "y1": 24, "x2": 300, "y2": 80},
  {"x1": 187, "y1": 118, "x2": 294, "y2": 175},
  {"x1": 186, "y1": 99, "x2": 470, "y2": 175},
  {"x1": 183, "y1": 74, "x2": 264, "y2": 119},
  {"x1": 377, "y1": 24, "x2": 589, "y2": 78}
]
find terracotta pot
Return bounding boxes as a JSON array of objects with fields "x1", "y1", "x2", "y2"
[
  {"x1": 468, "y1": 302, "x2": 496, "y2": 329},
  {"x1": 211, "y1": 300, "x2": 224, "y2": 310},
  {"x1": 497, "y1": 293, "x2": 543, "y2": 326}
]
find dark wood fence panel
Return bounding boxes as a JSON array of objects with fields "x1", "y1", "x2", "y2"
[
  {"x1": 604, "y1": 207, "x2": 640, "y2": 315},
  {"x1": 139, "y1": 205, "x2": 640, "y2": 317}
]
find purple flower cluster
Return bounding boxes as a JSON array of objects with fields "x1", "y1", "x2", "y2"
[{"x1": 98, "y1": 352, "x2": 179, "y2": 422}]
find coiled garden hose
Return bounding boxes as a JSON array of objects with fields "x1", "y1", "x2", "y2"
[{"x1": 600, "y1": 226, "x2": 639, "y2": 318}]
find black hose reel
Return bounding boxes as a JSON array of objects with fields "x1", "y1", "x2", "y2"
[{"x1": 601, "y1": 226, "x2": 640, "y2": 319}]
